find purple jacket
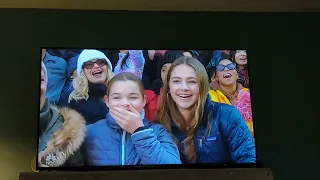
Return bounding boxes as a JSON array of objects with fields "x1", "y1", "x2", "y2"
[{"x1": 113, "y1": 50, "x2": 145, "y2": 79}]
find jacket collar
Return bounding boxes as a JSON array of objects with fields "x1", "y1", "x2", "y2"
[
  {"x1": 210, "y1": 81, "x2": 243, "y2": 102},
  {"x1": 39, "y1": 99, "x2": 60, "y2": 135},
  {"x1": 170, "y1": 95, "x2": 213, "y2": 129}
]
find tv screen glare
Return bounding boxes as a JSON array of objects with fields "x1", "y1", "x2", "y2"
[{"x1": 38, "y1": 49, "x2": 257, "y2": 170}]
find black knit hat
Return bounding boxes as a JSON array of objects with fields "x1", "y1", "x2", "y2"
[
  {"x1": 155, "y1": 50, "x2": 184, "y2": 79},
  {"x1": 162, "y1": 50, "x2": 184, "y2": 65}
]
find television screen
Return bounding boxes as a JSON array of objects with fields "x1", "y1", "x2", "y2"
[{"x1": 38, "y1": 49, "x2": 256, "y2": 170}]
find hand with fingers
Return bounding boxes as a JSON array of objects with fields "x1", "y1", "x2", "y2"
[{"x1": 110, "y1": 104, "x2": 144, "y2": 134}]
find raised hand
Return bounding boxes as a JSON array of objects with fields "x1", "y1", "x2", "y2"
[{"x1": 110, "y1": 105, "x2": 144, "y2": 134}]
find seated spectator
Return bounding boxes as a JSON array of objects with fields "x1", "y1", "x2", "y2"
[
  {"x1": 39, "y1": 61, "x2": 86, "y2": 167},
  {"x1": 58, "y1": 54, "x2": 79, "y2": 107},
  {"x1": 207, "y1": 59, "x2": 254, "y2": 137},
  {"x1": 231, "y1": 50, "x2": 250, "y2": 88},
  {"x1": 84, "y1": 72, "x2": 181, "y2": 166},
  {"x1": 144, "y1": 50, "x2": 185, "y2": 121},
  {"x1": 46, "y1": 49, "x2": 82, "y2": 62},
  {"x1": 68, "y1": 49, "x2": 113, "y2": 125},
  {"x1": 42, "y1": 49, "x2": 67, "y2": 105}
]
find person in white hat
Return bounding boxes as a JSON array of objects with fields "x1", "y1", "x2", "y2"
[
  {"x1": 39, "y1": 61, "x2": 86, "y2": 167},
  {"x1": 68, "y1": 49, "x2": 114, "y2": 124}
]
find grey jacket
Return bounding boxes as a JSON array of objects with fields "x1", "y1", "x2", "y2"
[{"x1": 38, "y1": 99, "x2": 86, "y2": 167}]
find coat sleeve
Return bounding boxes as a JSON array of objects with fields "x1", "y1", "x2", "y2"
[
  {"x1": 223, "y1": 108, "x2": 256, "y2": 163},
  {"x1": 64, "y1": 148, "x2": 85, "y2": 167},
  {"x1": 128, "y1": 50, "x2": 145, "y2": 72},
  {"x1": 131, "y1": 125, "x2": 181, "y2": 164}
]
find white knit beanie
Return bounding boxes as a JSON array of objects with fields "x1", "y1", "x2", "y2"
[
  {"x1": 77, "y1": 49, "x2": 113, "y2": 77},
  {"x1": 41, "y1": 61, "x2": 48, "y2": 84}
]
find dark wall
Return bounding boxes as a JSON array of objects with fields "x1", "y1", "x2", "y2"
[{"x1": 0, "y1": 9, "x2": 318, "y2": 180}]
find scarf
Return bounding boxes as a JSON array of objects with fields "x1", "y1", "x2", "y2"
[{"x1": 88, "y1": 82, "x2": 107, "y2": 98}]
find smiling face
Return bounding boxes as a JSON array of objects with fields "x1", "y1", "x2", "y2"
[
  {"x1": 215, "y1": 59, "x2": 238, "y2": 86},
  {"x1": 105, "y1": 80, "x2": 146, "y2": 113},
  {"x1": 169, "y1": 64, "x2": 199, "y2": 111},
  {"x1": 234, "y1": 50, "x2": 247, "y2": 66},
  {"x1": 83, "y1": 59, "x2": 109, "y2": 84}
]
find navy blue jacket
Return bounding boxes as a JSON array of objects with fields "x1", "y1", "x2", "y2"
[
  {"x1": 69, "y1": 83, "x2": 109, "y2": 125},
  {"x1": 84, "y1": 112, "x2": 181, "y2": 166},
  {"x1": 171, "y1": 96, "x2": 256, "y2": 164}
]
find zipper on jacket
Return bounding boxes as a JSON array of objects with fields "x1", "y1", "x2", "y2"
[
  {"x1": 199, "y1": 139, "x2": 203, "y2": 148},
  {"x1": 121, "y1": 131, "x2": 126, "y2": 165}
]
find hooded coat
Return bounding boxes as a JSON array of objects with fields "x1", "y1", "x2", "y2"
[{"x1": 38, "y1": 99, "x2": 86, "y2": 167}]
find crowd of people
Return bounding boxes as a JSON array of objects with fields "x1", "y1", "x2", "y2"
[{"x1": 39, "y1": 49, "x2": 255, "y2": 167}]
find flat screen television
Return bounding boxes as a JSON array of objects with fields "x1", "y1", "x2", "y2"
[{"x1": 38, "y1": 49, "x2": 258, "y2": 171}]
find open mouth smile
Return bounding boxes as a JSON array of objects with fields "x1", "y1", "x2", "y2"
[{"x1": 223, "y1": 73, "x2": 232, "y2": 78}]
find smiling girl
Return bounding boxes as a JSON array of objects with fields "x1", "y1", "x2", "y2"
[
  {"x1": 84, "y1": 72, "x2": 181, "y2": 165},
  {"x1": 68, "y1": 49, "x2": 114, "y2": 124},
  {"x1": 208, "y1": 59, "x2": 254, "y2": 137},
  {"x1": 157, "y1": 56, "x2": 256, "y2": 164}
]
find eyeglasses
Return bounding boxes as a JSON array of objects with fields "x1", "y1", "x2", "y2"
[
  {"x1": 82, "y1": 59, "x2": 107, "y2": 69},
  {"x1": 216, "y1": 63, "x2": 236, "y2": 71}
]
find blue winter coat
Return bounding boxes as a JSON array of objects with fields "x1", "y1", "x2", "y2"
[
  {"x1": 171, "y1": 95, "x2": 256, "y2": 164},
  {"x1": 58, "y1": 55, "x2": 79, "y2": 107},
  {"x1": 43, "y1": 52, "x2": 67, "y2": 105},
  {"x1": 84, "y1": 112, "x2": 181, "y2": 166}
]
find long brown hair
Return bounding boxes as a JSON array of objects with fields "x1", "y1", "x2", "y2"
[{"x1": 156, "y1": 56, "x2": 210, "y2": 162}]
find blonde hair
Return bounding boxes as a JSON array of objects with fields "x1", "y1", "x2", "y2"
[
  {"x1": 68, "y1": 67, "x2": 114, "y2": 102},
  {"x1": 156, "y1": 56, "x2": 210, "y2": 163}
]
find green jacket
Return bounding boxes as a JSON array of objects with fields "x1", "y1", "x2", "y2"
[{"x1": 38, "y1": 99, "x2": 86, "y2": 167}]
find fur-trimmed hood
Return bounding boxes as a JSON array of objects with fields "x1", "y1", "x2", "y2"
[{"x1": 38, "y1": 106, "x2": 86, "y2": 167}]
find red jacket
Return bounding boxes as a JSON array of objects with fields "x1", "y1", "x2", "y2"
[{"x1": 144, "y1": 88, "x2": 163, "y2": 122}]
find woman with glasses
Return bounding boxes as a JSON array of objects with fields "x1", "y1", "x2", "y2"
[
  {"x1": 231, "y1": 50, "x2": 249, "y2": 88},
  {"x1": 68, "y1": 49, "x2": 114, "y2": 125},
  {"x1": 208, "y1": 59, "x2": 254, "y2": 137},
  {"x1": 156, "y1": 56, "x2": 256, "y2": 164}
]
